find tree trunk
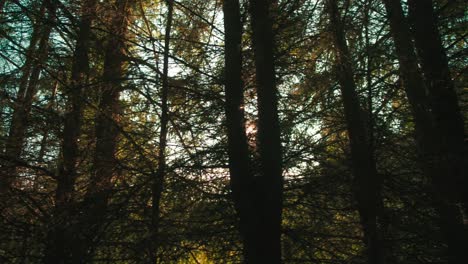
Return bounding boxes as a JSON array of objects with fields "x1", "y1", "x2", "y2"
[
  {"x1": 407, "y1": 0, "x2": 466, "y2": 215},
  {"x1": 384, "y1": 1, "x2": 468, "y2": 262},
  {"x1": 382, "y1": 0, "x2": 433, "y2": 148},
  {"x1": 326, "y1": 0, "x2": 386, "y2": 263},
  {"x1": 149, "y1": 0, "x2": 173, "y2": 262},
  {"x1": 249, "y1": 0, "x2": 283, "y2": 263},
  {"x1": 222, "y1": 0, "x2": 260, "y2": 263},
  {"x1": 71, "y1": 0, "x2": 134, "y2": 262},
  {"x1": 42, "y1": 0, "x2": 97, "y2": 262},
  {"x1": 1, "y1": 0, "x2": 54, "y2": 194}
]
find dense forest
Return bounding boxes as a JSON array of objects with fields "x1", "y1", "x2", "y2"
[{"x1": 0, "y1": 0, "x2": 466, "y2": 263}]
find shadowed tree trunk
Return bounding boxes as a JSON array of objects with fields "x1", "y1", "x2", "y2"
[
  {"x1": 1, "y1": 0, "x2": 55, "y2": 194},
  {"x1": 149, "y1": 0, "x2": 173, "y2": 262},
  {"x1": 222, "y1": 0, "x2": 260, "y2": 262},
  {"x1": 382, "y1": 0, "x2": 433, "y2": 149},
  {"x1": 327, "y1": 0, "x2": 386, "y2": 263},
  {"x1": 42, "y1": 0, "x2": 97, "y2": 262},
  {"x1": 384, "y1": 1, "x2": 468, "y2": 263},
  {"x1": 1, "y1": 1, "x2": 42, "y2": 178},
  {"x1": 249, "y1": 0, "x2": 283, "y2": 263},
  {"x1": 407, "y1": 0, "x2": 466, "y2": 214},
  {"x1": 70, "y1": 0, "x2": 134, "y2": 262}
]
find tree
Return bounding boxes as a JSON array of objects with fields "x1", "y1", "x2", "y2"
[
  {"x1": 149, "y1": 0, "x2": 173, "y2": 262},
  {"x1": 249, "y1": 0, "x2": 284, "y2": 262},
  {"x1": 407, "y1": 0, "x2": 466, "y2": 213},
  {"x1": 405, "y1": 0, "x2": 468, "y2": 262},
  {"x1": 222, "y1": 0, "x2": 257, "y2": 262},
  {"x1": 42, "y1": 0, "x2": 97, "y2": 262},
  {"x1": 72, "y1": 0, "x2": 135, "y2": 261},
  {"x1": 0, "y1": 0, "x2": 465, "y2": 262},
  {"x1": 326, "y1": 0, "x2": 387, "y2": 263},
  {"x1": 1, "y1": 0, "x2": 55, "y2": 195}
]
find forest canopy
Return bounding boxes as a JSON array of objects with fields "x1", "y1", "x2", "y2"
[{"x1": 0, "y1": 0, "x2": 466, "y2": 263}]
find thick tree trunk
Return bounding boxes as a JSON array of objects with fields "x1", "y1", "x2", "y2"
[
  {"x1": 222, "y1": 0, "x2": 260, "y2": 263},
  {"x1": 407, "y1": 0, "x2": 466, "y2": 214},
  {"x1": 149, "y1": 0, "x2": 173, "y2": 262},
  {"x1": 1, "y1": 0, "x2": 54, "y2": 194},
  {"x1": 382, "y1": 0, "x2": 433, "y2": 145},
  {"x1": 68, "y1": 1, "x2": 133, "y2": 262},
  {"x1": 249, "y1": 0, "x2": 283, "y2": 263},
  {"x1": 327, "y1": 1, "x2": 386, "y2": 263},
  {"x1": 42, "y1": 0, "x2": 97, "y2": 263},
  {"x1": 86, "y1": 0, "x2": 131, "y2": 218},
  {"x1": 57, "y1": 0, "x2": 96, "y2": 210},
  {"x1": 384, "y1": 1, "x2": 468, "y2": 263}
]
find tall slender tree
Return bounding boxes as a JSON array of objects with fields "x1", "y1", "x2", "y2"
[
  {"x1": 72, "y1": 0, "x2": 134, "y2": 261},
  {"x1": 249, "y1": 0, "x2": 283, "y2": 262},
  {"x1": 383, "y1": 0, "x2": 468, "y2": 262},
  {"x1": 407, "y1": 0, "x2": 466, "y2": 214},
  {"x1": 326, "y1": 0, "x2": 387, "y2": 263},
  {"x1": 1, "y1": 0, "x2": 55, "y2": 194},
  {"x1": 382, "y1": 0, "x2": 433, "y2": 149},
  {"x1": 222, "y1": 0, "x2": 259, "y2": 262},
  {"x1": 149, "y1": 0, "x2": 173, "y2": 262},
  {"x1": 42, "y1": 0, "x2": 97, "y2": 262}
]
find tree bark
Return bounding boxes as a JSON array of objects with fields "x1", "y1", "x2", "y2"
[
  {"x1": 149, "y1": 0, "x2": 173, "y2": 262},
  {"x1": 407, "y1": 0, "x2": 466, "y2": 214},
  {"x1": 249, "y1": 0, "x2": 283, "y2": 263},
  {"x1": 384, "y1": 1, "x2": 468, "y2": 262},
  {"x1": 1, "y1": 0, "x2": 54, "y2": 194},
  {"x1": 70, "y1": 0, "x2": 134, "y2": 262},
  {"x1": 326, "y1": 0, "x2": 386, "y2": 263},
  {"x1": 42, "y1": 0, "x2": 97, "y2": 262},
  {"x1": 222, "y1": 0, "x2": 260, "y2": 263},
  {"x1": 86, "y1": 0, "x2": 132, "y2": 217},
  {"x1": 382, "y1": 0, "x2": 433, "y2": 147}
]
